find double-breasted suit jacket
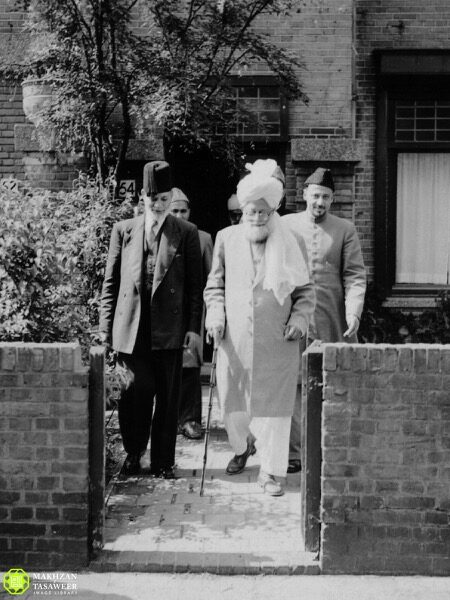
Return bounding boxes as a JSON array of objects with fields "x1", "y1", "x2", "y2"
[{"x1": 99, "y1": 213, "x2": 203, "y2": 354}]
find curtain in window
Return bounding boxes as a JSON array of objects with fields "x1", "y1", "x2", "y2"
[{"x1": 396, "y1": 153, "x2": 450, "y2": 284}]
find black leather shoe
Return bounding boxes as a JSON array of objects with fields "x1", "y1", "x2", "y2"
[
  {"x1": 181, "y1": 421, "x2": 203, "y2": 440},
  {"x1": 287, "y1": 459, "x2": 302, "y2": 474},
  {"x1": 150, "y1": 465, "x2": 176, "y2": 479},
  {"x1": 122, "y1": 454, "x2": 141, "y2": 476},
  {"x1": 226, "y1": 441, "x2": 256, "y2": 475}
]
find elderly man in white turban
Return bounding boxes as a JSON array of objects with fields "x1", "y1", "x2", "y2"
[{"x1": 204, "y1": 159, "x2": 315, "y2": 496}]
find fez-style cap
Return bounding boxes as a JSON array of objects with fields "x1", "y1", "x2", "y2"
[
  {"x1": 143, "y1": 161, "x2": 172, "y2": 196},
  {"x1": 305, "y1": 167, "x2": 334, "y2": 191}
]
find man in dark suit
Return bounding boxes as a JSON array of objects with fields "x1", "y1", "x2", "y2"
[{"x1": 99, "y1": 161, "x2": 203, "y2": 478}]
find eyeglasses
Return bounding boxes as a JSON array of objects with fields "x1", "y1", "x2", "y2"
[{"x1": 243, "y1": 208, "x2": 274, "y2": 220}]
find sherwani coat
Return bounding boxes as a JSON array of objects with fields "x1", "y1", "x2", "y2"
[
  {"x1": 282, "y1": 211, "x2": 366, "y2": 343},
  {"x1": 204, "y1": 225, "x2": 315, "y2": 418}
]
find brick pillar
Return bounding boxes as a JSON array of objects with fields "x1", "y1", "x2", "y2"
[
  {"x1": 320, "y1": 343, "x2": 450, "y2": 575},
  {"x1": 0, "y1": 342, "x2": 89, "y2": 570}
]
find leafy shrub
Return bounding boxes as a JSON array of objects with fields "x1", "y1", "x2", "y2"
[
  {"x1": 359, "y1": 282, "x2": 450, "y2": 344},
  {"x1": 0, "y1": 179, "x2": 133, "y2": 358}
]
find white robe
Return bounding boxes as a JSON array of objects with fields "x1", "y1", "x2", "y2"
[{"x1": 204, "y1": 225, "x2": 315, "y2": 418}]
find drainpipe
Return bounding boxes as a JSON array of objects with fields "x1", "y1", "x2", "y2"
[{"x1": 351, "y1": 0, "x2": 357, "y2": 222}]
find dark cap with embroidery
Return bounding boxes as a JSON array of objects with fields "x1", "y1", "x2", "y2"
[
  {"x1": 143, "y1": 161, "x2": 172, "y2": 196},
  {"x1": 305, "y1": 167, "x2": 334, "y2": 191}
]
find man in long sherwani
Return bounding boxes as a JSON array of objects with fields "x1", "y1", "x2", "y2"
[
  {"x1": 99, "y1": 161, "x2": 203, "y2": 478},
  {"x1": 169, "y1": 187, "x2": 213, "y2": 440},
  {"x1": 283, "y1": 167, "x2": 366, "y2": 473},
  {"x1": 204, "y1": 159, "x2": 315, "y2": 496}
]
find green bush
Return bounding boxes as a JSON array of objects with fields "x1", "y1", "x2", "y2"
[
  {"x1": 0, "y1": 180, "x2": 133, "y2": 358},
  {"x1": 359, "y1": 282, "x2": 450, "y2": 344}
]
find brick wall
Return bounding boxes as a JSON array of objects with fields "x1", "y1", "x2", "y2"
[
  {"x1": 320, "y1": 343, "x2": 450, "y2": 575},
  {"x1": 0, "y1": 343, "x2": 90, "y2": 570}
]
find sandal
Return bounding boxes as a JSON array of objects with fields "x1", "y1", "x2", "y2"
[{"x1": 257, "y1": 471, "x2": 284, "y2": 496}]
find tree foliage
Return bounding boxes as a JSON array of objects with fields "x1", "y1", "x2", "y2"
[{"x1": 0, "y1": 0, "x2": 306, "y2": 183}]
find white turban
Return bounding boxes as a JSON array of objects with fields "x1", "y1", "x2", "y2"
[
  {"x1": 236, "y1": 159, "x2": 283, "y2": 209},
  {"x1": 234, "y1": 159, "x2": 310, "y2": 305}
]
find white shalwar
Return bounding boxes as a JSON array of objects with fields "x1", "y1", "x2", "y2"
[{"x1": 223, "y1": 412, "x2": 291, "y2": 478}]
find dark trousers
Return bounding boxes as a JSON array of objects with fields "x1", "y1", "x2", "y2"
[
  {"x1": 117, "y1": 349, "x2": 182, "y2": 469},
  {"x1": 178, "y1": 367, "x2": 202, "y2": 426}
]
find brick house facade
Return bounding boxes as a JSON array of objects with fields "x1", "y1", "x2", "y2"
[{"x1": 1, "y1": 0, "x2": 450, "y2": 305}]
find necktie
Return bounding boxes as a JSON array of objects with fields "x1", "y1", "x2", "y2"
[{"x1": 147, "y1": 220, "x2": 158, "y2": 253}]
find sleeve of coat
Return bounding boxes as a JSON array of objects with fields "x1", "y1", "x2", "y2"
[
  {"x1": 285, "y1": 226, "x2": 316, "y2": 336},
  {"x1": 185, "y1": 225, "x2": 203, "y2": 334},
  {"x1": 203, "y1": 230, "x2": 226, "y2": 330},
  {"x1": 98, "y1": 222, "x2": 123, "y2": 342},
  {"x1": 286, "y1": 282, "x2": 316, "y2": 338},
  {"x1": 202, "y1": 233, "x2": 214, "y2": 286},
  {"x1": 342, "y1": 223, "x2": 367, "y2": 322}
]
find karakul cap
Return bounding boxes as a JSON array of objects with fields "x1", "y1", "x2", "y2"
[{"x1": 305, "y1": 167, "x2": 334, "y2": 191}]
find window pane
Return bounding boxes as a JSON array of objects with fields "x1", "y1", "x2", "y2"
[
  {"x1": 416, "y1": 119, "x2": 434, "y2": 129},
  {"x1": 396, "y1": 118, "x2": 415, "y2": 129},
  {"x1": 396, "y1": 130, "x2": 415, "y2": 141},
  {"x1": 416, "y1": 107, "x2": 435, "y2": 118},
  {"x1": 259, "y1": 111, "x2": 279, "y2": 122},
  {"x1": 259, "y1": 99, "x2": 279, "y2": 110},
  {"x1": 258, "y1": 86, "x2": 278, "y2": 98},
  {"x1": 242, "y1": 122, "x2": 258, "y2": 134},
  {"x1": 436, "y1": 130, "x2": 450, "y2": 141},
  {"x1": 240, "y1": 99, "x2": 258, "y2": 111},
  {"x1": 396, "y1": 107, "x2": 414, "y2": 118},
  {"x1": 415, "y1": 130, "x2": 435, "y2": 141},
  {"x1": 237, "y1": 86, "x2": 257, "y2": 98},
  {"x1": 396, "y1": 153, "x2": 450, "y2": 284},
  {"x1": 257, "y1": 122, "x2": 279, "y2": 135}
]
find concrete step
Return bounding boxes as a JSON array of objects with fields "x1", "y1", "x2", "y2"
[{"x1": 89, "y1": 549, "x2": 320, "y2": 575}]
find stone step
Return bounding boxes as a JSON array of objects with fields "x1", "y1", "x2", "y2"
[{"x1": 89, "y1": 549, "x2": 320, "y2": 575}]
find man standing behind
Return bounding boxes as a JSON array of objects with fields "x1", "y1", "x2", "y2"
[
  {"x1": 227, "y1": 193, "x2": 242, "y2": 225},
  {"x1": 169, "y1": 188, "x2": 213, "y2": 440},
  {"x1": 204, "y1": 159, "x2": 315, "y2": 496},
  {"x1": 99, "y1": 161, "x2": 203, "y2": 477},
  {"x1": 283, "y1": 167, "x2": 366, "y2": 473}
]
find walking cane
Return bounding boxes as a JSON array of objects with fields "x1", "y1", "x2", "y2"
[{"x1": 200, "y1": 345, "x2": 218, "y2": 497}]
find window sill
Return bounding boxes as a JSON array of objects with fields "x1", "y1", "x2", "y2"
[{"x1": 382, "y1": 296, "x2": 439, "y2": 310}]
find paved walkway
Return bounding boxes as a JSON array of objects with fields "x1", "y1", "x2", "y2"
[{"x1": 91, "y1": 388, "x2": 317, "y2": 575}]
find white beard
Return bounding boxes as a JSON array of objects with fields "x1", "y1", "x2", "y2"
[{"x1": 243, "y1": 222, "x2": 270, "y2": 243}]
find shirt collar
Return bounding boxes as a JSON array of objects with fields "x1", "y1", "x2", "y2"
[
  {"x1": 305, "y1": 209, "x2": 328, "y2": 224},
  {"x1": 145, "y1": 211, "x2": 167, "y2": 236}
]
